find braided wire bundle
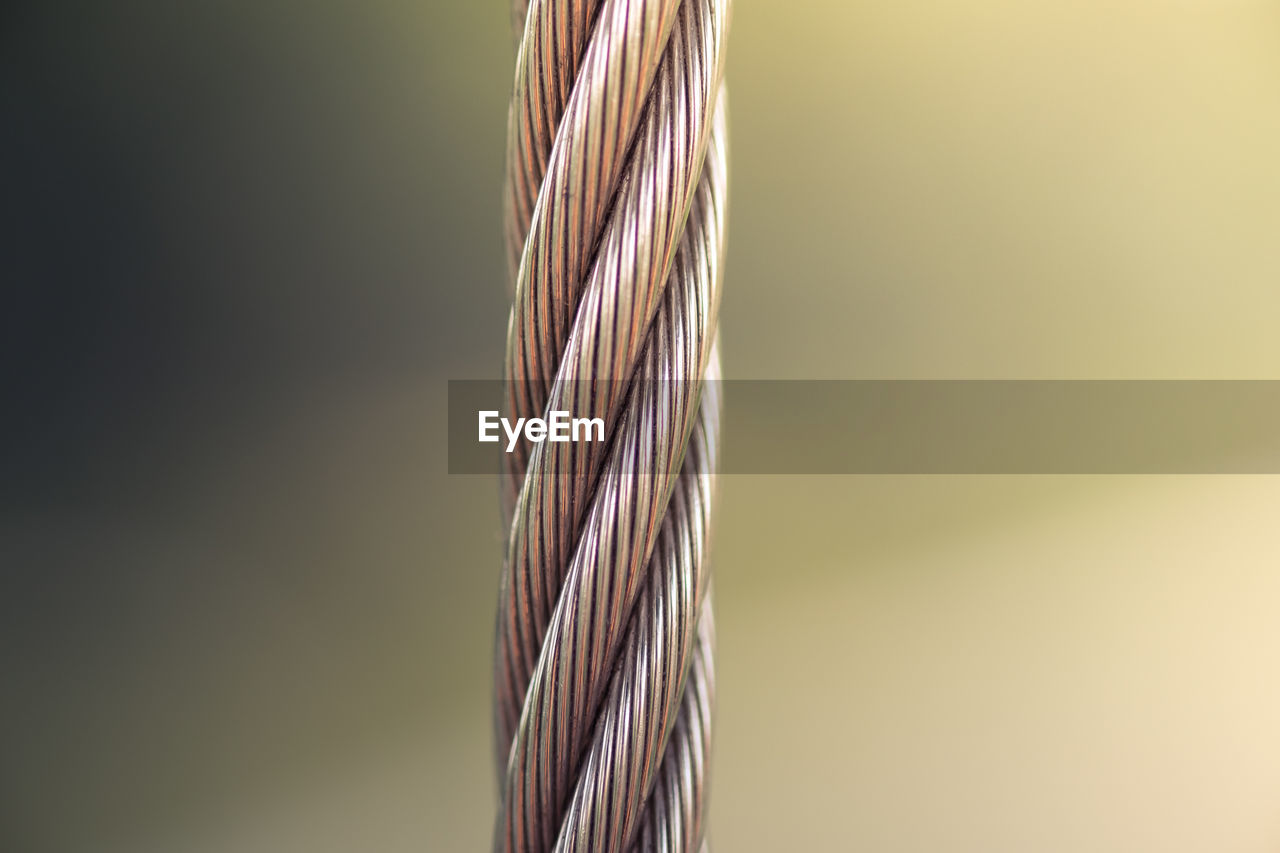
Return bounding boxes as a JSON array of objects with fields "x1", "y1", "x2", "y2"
[{"x1": 494, "y1": 1, "x2": 729, "y2": 851}]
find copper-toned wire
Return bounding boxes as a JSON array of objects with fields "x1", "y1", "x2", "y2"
[{"x1": 495, "y1": 2, "x2": 729, "y2": 850}]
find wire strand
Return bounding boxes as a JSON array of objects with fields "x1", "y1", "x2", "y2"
[{"x1": 496, "y1": 1, "x2": 729, "y2": 850}]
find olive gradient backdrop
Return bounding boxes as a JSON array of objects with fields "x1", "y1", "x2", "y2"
[{"x1": 4, "y1": 1, "x2": 1280, "y2": 851}]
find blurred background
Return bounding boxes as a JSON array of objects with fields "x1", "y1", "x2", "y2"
[{"x1": 4, "y1": 1, "x2": 1280, "y2": 850}]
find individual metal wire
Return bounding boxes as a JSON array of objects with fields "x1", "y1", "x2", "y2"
[{"x1": 495, "y1": 0, "x2": 729, "y2": 851}]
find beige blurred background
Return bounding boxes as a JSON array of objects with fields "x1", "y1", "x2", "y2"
[{"x1": 4, "y1": 1, "x2": 1280, "y2": 851}]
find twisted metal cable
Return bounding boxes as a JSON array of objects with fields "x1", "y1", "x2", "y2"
[{"x1": 495, "y1": 0, "x2": 729, "y2": 851}]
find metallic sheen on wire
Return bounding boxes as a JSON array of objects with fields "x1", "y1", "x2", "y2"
[{"x1": 495, "y1": 1, "x2": 729, "y2": 851}]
